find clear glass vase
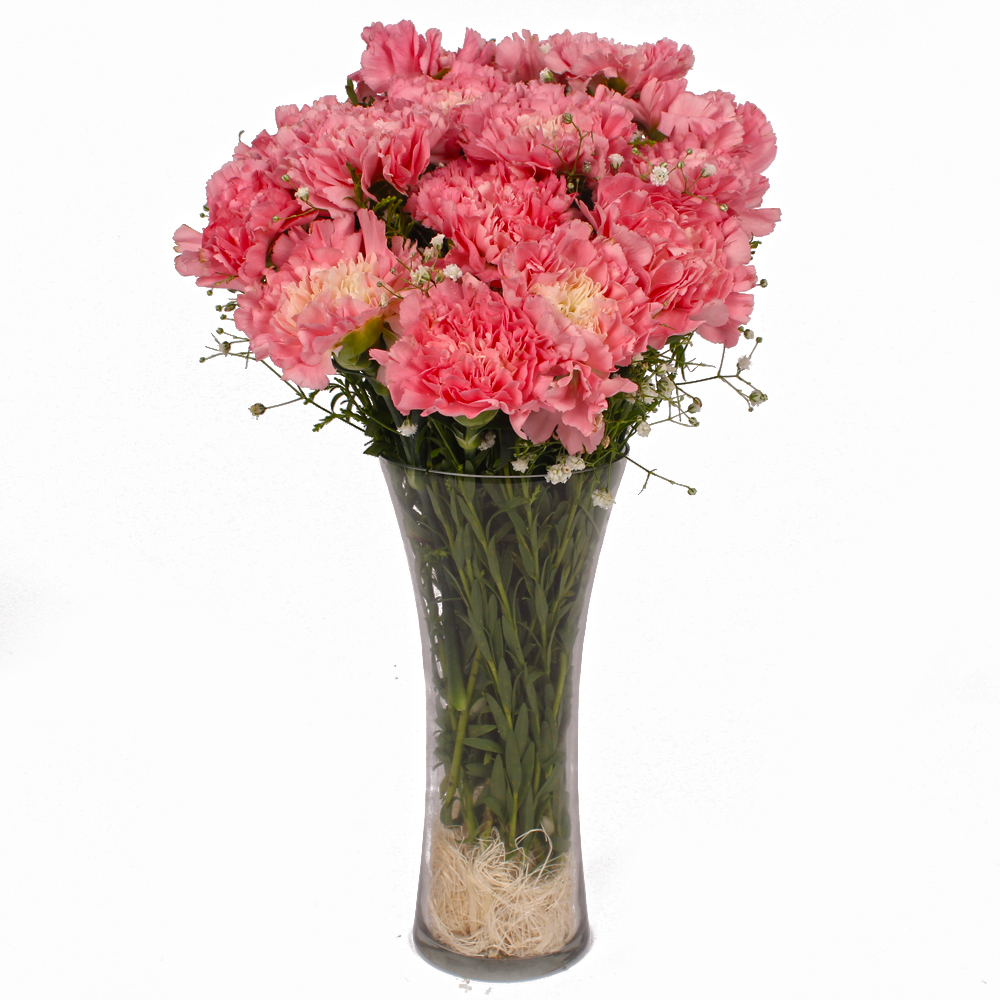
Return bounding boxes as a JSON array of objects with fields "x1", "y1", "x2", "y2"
[{"x1": 381, "y1": 456, "x2": 627, "y2": 983}]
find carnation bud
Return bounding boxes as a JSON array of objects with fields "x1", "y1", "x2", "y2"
[{"x1": 248, "y1": 403, "x2": 266, "y2": 418}]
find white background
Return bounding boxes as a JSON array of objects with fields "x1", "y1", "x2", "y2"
[{"x1": 1, "y1": 1, "x2": 997, "y2": 998}]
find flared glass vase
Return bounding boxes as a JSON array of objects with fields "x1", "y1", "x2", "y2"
[{"x1": 381, "y1": 457, "x2": 627, "y2": 983}]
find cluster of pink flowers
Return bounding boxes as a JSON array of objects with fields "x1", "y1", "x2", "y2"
[{"x1": 174, "y1": 21, "x2": 780, "y2": 454}]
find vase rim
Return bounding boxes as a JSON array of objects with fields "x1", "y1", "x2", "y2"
[{"x1": 379, "y1": 453, "x2": 628, "y2": 480}]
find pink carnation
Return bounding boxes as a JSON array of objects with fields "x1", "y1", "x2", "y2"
[
  {"x1": 407, "y1": 161, "x2": 578, "y2": 279},
  {"x1": 173, "y1": 139, "x2": 313, "y2": 292},
  {"x1": 493, "y1": 30, "x2": 547, "y2": 83},
  {"x1": 497, "y1": 221, "x2": 647, "y2": 452},
  {"x1": 499, "y1": 220, "x2": 654, "y2": 367},
  {"x1": 459, "y1": 82, "x2": 635, "y2": 179},
  {"x1": 369, "y1": 278, "x2": 555, "y2": 432},
  {"x1": 234, "y1": 211, "x2": 412, "y2": 390},
  {"x1": 589, "y1": 174, "x2": 757, "y2": 348},
  {"x1": 275, "y1": 102, "x2": 440, "y2": 208},
  {"x1": 352, "y1": 20, "x2": 446, "y2": 94}
]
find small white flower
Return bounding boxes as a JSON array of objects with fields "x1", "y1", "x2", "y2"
[
  {"x1": 736, "y1": 356, "x2": 752, "y2": 372},
  {"x1": 637, "y1": 420, "x2": 651, "y2": 437},
  {"x1": 545, "y1": 463, "x2": 572, "y2": 485},
  {"x1": 687, "y1": 398, "x2": 702, "y2": 413},
  {"x1": 442, "y1": 264, "x2": 463, "y2": 281},
  {"x1": 608, "y1": 153, "x2": 624, "y2": 170},
  {"x1": 748, "y1": 390, "x2": 768, "y2": 407},
  {"x1": 477, "y1": 430, "x2": 496, "y2": 451},
  {"x1": 429, "y1": 233, "x2": 445, "y2": 252},
  {"x1": 700, "y1": 163, "x2": 717, "y2": 177},
  {"x1": 539, "y1": 68, "x2": 555, "y2": 83},
  {"x1": 539, "y1": 41, "x2": 553, "y2": 54},
  {"x1": 410, "y1": 265, "x2": 431, "y2": 284},
  {"x1": 591, "y1": 488, "x2": 615, "y2": 510},
  {"x1": 649, "y1": 164, "x2": 670, "y2": 186},
  {"x1": 743, "y1": 328, "x2": 755, "y2": 340},
  {"x1": 564, "y1": 455, "x2": 586, "y2": 472},
  {"x1": 601, "y1": 435, "x2": 611, "y2": 448},
  {"x1": 512, "y1": 458, "x2": 529, "y2": 473},
  {"x1": 294, "y1": 186, "x2": 310, "y2": 200},
  {"x1": 398, "y1": 419, "x2": 418, "y2": 437},
  {"x1": 662, "y1": 362, "x2": 677, "y2": 376},
  {"x1": 641, "y1": 385, "x2": 658, "y2": 403}
]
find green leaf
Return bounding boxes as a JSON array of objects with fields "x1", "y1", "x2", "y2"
[
  {"x1": 533, "y1": 586, "x2": 549, "y2": 626},
  {"x1": 514, "y1": 704, "x2": 529, "y2": 756},
  {"x1": 520, "y1": 742, "x2": 536, "y2": 798},
  {"x1": 518, "y1": 785, "x2": 535, "y2": 833},
  {"x1": 465, "y1": 762, "x2": 491, "y2": 778},
  {"x1": 485, "y1": 694, "x2": 513, "y2": 743},
  {"x1": 505, "y1": 732, "x2": 522, "y2": 794},
  {"x1": 479, "y1": 793, "x2": 505, "y2": 819},
  {"x1": 466, "y1": 724, "x2": 497, "y2": 738},
  {"x1": 501, "y1": 614, "x2": 526, "y2": 668},
  {"x1": 491, "y1": 754, "x2": 507, "y2": 806},
  {"x1": 464, "y1": 736, "x2": 503, "y2": 753},
  {"x1": 540, "y1": 719, "x2": 554, "y2": 763},
  {"x1": 497, "y1": 661, "x2": 513, "y2": 715}
]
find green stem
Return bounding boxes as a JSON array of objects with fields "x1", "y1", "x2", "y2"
[{"x1": 443, "y1": 651, "x2": 482, "y2": 811}]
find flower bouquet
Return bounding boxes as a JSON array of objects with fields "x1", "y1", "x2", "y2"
[{"x1": 174, "y1": 20, "x2": 780, "y2": 981}]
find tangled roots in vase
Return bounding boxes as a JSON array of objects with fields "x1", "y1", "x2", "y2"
[{"x1": 427, "y1": 822, "x2": 577, "y2": 958}]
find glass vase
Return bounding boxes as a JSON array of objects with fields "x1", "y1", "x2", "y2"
[{"x1": 381, "y1": 456, "x2": 627, "y2": 983}]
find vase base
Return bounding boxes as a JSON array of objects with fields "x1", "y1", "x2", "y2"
[{"x1": 411, "y1": 917, "x2": 591, "y2": 983}]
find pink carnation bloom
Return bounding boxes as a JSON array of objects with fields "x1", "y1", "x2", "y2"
[
  {"x1": 275, "y1": 101, "x2": 440, "y2": 209},
  {"x1": 500, "y1": 220, "x2": 654, "y2": 367},
  {"x1": 234, "y1": 211, "x2": 412, "y2": 390},
  {"x1": 386, "y1": 64, "x2": 508, "y2": 160},
  {"x1": 459, "y1": 81, "x2": 635, "y2": 179},
  {"x1": 615, "y1": 38, "x2": 695, "y2": 94},
  {"x1": 497, "y1": 220, "x2": 646, "y2": 452},
  {"x1": 407, "y1": 161, "x2": 578, "y2": 279},
  {"x1": 493, "y1": 30, "x2": 547, "y2": 83},
  {"x1": 539, "y1": 31, "x2": 693, "y2": 94},
  {"x1": 173, "y1": 138, "x2": 312, "y2": 291},
  {"x1": 629, "y1": 94, "x2": 781, "y2": 240},
  {"x1": 589, "y1": 174, "x2": 757, "y2": 348},
  {"x1": 369, "y1": 277, "x2": 555, "y2": 434},
  {"x1": 351, "y1": 20, "x2": 447, "y2": 94}
]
